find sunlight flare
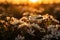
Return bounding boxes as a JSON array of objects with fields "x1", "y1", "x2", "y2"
[{"x1": 29, "y1": 0, "x2": 38, "y2": 3}]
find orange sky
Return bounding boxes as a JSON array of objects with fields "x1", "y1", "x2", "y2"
[{"x1": 0, "y1": 0, "x2": 60, "y2": 4}]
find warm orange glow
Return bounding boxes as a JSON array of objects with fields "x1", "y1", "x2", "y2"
[
  {"x1": 29, "y1": 0, "x2": 38, "y2": 3},
  {"x1": 0, "y1": 0, "x2": 60, "y2": 4},
  {"x1": 12, "y1": 0, "x2": 20, "y2": 4}
]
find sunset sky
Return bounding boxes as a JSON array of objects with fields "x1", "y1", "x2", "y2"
[{"x1": 0, "y1": 0, "x2": 60, "y2": 4}]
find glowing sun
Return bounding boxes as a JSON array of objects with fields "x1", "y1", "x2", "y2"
[{"x1": 29, "y1": 0, "x2": 38, "y2": 3}]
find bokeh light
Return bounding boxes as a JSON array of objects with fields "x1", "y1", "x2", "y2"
[{"x1": 29, "y1": 0, "x2": 38, "y2": 3}]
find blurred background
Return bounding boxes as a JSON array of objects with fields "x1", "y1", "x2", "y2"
[{"x1": 0, "y1": 0, "x2": 60, "y2": 40}]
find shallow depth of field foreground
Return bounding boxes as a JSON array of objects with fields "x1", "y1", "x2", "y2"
[{"x1": 0, "y1": 0, "x2": 60, "y2": 40}]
